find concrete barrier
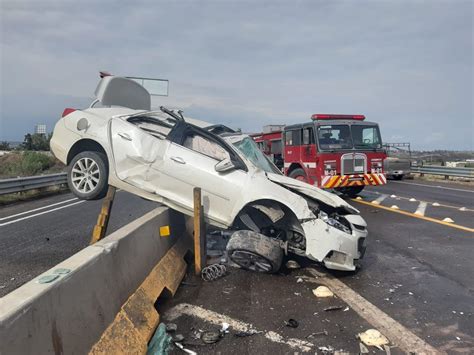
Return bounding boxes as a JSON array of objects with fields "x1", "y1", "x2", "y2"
[{"x1": 0, "y1": 207, "x2": 191, "y2": 355}]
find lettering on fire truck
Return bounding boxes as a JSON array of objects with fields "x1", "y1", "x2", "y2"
[{"x1": 252, "y1": 115, "x2": 387, "y2": 196}]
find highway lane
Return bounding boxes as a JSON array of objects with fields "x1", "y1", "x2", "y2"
[
  {"x1": 0, "y1": 191, "x2": 158, "y2": 296},
  {"x1": 1, "y1": 179, "x2": 473, "y2": 351}
]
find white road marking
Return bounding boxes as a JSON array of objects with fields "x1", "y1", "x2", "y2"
[
  {"x1": 0, "y1": 197, "x2": 78, "y2": 221},
  {"x1": 0, "y1": 201, "x2": 86, "y2": 227},
  {"x1": 391, "y1": 180, "x2": 474, "y2": 193},
  {"x1": 164, "y1": 303, "x2": 314, "y2": 352},
  {"x1": 305, "y1": 269, "x2": 441, "y2": 354},
  {"x1": 414, "y1": 201, "x2": 428, "y2": 216},
  {"x1": 371, "y1": 194, "x2": 388, "y2": 205}
]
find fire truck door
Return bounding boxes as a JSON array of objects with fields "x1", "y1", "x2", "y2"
[{"x1": 301, "y1": 127, "x2": 317, "y2": 177}]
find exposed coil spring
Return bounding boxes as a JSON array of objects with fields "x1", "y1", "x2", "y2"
[{"x1": 201, "y1": 264, "x2": 227, "y2": 281}]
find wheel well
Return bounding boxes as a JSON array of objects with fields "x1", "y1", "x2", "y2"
[
  {"x1": 67, "y1": 139, "x2": 107, "y2": 165},
  {"x1": 287, "y1": 163, "x2": 304, "y2": 176}
]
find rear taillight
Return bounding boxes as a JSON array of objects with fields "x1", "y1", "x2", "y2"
[{"x1": 62, "y1": 108, "x2": 76, "y2": 117}]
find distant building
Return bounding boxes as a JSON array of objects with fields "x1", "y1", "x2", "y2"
[{"x1": 35, "y1": 124, "x2": 47, "y2": 135}]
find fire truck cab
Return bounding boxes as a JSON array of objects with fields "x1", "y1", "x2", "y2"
[{"x1": 253, "y1": 114, "x2": 387, "y2": 196}]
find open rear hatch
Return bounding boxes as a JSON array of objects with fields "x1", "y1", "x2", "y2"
[{"x1": 94, "y1": 76, "x2": 151, "y2": 110}]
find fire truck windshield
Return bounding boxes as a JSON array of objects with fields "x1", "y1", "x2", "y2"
[
  {"x1": 316, "y1": 124, "x2": 382, "y2": 151},
  {"x1": 232, "y1": 137, "x2": 282, "y2": 174}
]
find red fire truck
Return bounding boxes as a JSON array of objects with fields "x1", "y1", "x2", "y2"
[{"x1": 252, "y1": 114, "x2": 387, "y2": 196}]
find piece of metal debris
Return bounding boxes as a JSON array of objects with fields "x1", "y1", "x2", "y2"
[
  {"x1": 358, "y1": 329, "x2": 389, "y2": 349},
  {"x1": 285, "y1": 260, "x2": 301, "y2": 269},
  {"x1": 284, "y1": 318, "x2": 299, "y2": 328},
  {"x1": 201, "y1": 264, "x2": 226, "y2": 281},
  {"x1": 318, "y1": 345, "x2": 335, "y2": 354},
  {"x1": 201, "y1": 331, "x2": 221, "y2": 344},
  {"x1": 324, "y1": 305, "x2": 344, "y2": 312},
  {"x1": 174, "y1": 341, "x2": 197, "y2": 355},
  {"x1": 313, "y1": 286, "x2": 334, "y2": 297}
]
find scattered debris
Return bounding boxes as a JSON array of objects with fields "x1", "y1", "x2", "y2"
[
  {"x1": 343, "y1": 306, "x2": 349, "y2": 312},
  {"x1": 409, "y1": 198, "x2": 417, "y2": 202},
  {"x1": 201, "y1": 331, "x2": 221, "y2": 344},
  {"x1": 173, "y1": 334, "x2": 185, "y2": 342},
  {"x1": 318, "y1": 345, "x2": 335, "y2": 354},
  {"x1": 358, "y1": 329, "x2": 389, "y2": 349},
  {"x1": 220, "y1": 322, "x2": 230, "y2": 334},
  {"x1": 432, "y1": 202, "x2": 440, "y2": 206},
  {"x1": 174, "y1": 341, "x2": 197, "y2": 355},
  {"x1": 294, "y1": 292, "x2": 302, "y2": 296},
  {"x1": 456, "y1": 336, "x2": 461, "y2": 341},
  {"x1": 459, "y1": 207, "x2": 467, "y2": 211},
  {"x1": 201, "y1": 264, "x2": 227, "y2": 281},
  {"x1": 165, "y1": 323, "x2": 178, "y2": 332},
  {"x1": 356, "y1": 196, "x2": 363, "y2": 200},
  {"x1": 390, "y1": 194, "x2": 397, "y2": 198},
  {"x1": 307, "y1": 330, "x2": 328, "y2": 338},
  {"x1": 296, "y1": 277, "x2": 304, "y2": 283},
  {"x1": 148, "y1": 323, "x2": 172, "y2": 355},
  {"x1": 408, "y1": 292, "x2": 414, "y2": 296},
  {"x1": 285, "y1": 260, "x2": 301, "y2": 269},
  {"x1": 324, "y1": 305, "x2": 344, "y2": 312},
  {"x1": 442, "y1": 217, "x2": 454, "y2": 223},
  {"x1": 10, "y1": 277, "x2": 15, "y2": 281},
  {"x1": 390, "y1": 205, "x2": 399, "y2": 210},
  {"x1": 359, "y1": 342, "x2": 369, "y2": 353},
  {"x1": 313, "y1": 286, "x2": 334, "y2": 297},
  {"x1": 284, "y1": 319, "x2": 299, "y2": 328}
]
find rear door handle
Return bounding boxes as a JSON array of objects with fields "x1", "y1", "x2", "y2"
[
  {"x1": 118, "y1": 132, "x2": 132, "y2": 141},
  {"x1": 170, "y1": 156, "x2": 186, "y2": 164}
]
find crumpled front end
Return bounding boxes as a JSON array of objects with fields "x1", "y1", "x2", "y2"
[{"x1": 302, "y1": 214, "x2": 368, "y2": 271}]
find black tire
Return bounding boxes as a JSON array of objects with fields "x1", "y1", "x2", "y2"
[
  {"x1": 394, "y1": 175, "x2": 403, "y2": 180},
  {"x1": 68, "y1": 151, "x2": 108, "y2": 200},
  {"x1": 338, "y1": 185, "x2": 365, "y2": 197},
  {"x1": 289, "y1": 168, "x2": 307, "y2": 182},
  {"x1": 227, "y1": 230, "x2": 283, "y2": 273}
]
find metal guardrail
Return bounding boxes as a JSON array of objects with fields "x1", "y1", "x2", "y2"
[
  {"x1": 0, "y1": 173, "x2": 68, "y2": 195},
  {"x1": 411, "y1": 166, "x2": 474, "y2": 178}
]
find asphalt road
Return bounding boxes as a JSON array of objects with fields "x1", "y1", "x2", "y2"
[
  {"x1": 0, "y1": 190, "x2": 159, "y2": 296},
  {"x1": 1, "y1": 179, "x2": 473, "y2": 352}
]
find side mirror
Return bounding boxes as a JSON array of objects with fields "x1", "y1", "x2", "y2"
[{"x1": 215, "y1": 158, "x2": 236, "y2": 173}]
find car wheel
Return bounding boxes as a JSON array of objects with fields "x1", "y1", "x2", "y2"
[
  {"x1": 68, "y1": 151, "x2": 108, "y2": 200},
  {"x1": 289, "y1": 168, "x2": 307, "y2": 182},
  {"x1": 227, "y1": 230, "x2": 283, "y2": 273}
]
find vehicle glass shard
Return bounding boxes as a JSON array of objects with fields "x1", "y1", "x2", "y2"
[{"x1": 127, "y1": 77, "x2": 169, "y2": 96}]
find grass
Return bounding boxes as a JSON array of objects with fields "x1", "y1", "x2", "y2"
[{"x1": 0, "y1": 151, "x2": 66, "y2": 179}]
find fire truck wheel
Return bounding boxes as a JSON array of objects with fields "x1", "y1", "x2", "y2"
[
  {"x1": 289, "y1": 168, "x2": 307, "y2": 182},
  {"x1": 339, "y1": 186, "x2": 365, "y2": 197}
]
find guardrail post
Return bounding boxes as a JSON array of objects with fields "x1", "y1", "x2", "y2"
[
  {"x1": 193, "y1": 187, "x2": 206, "y2": 275},
  {"x1": 90, "y1": 186, "x2": 116, "y2": 244}
]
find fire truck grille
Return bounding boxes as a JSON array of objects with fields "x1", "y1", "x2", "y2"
[{"x1": 341, "y1": 155, "x2": 367, "y2": 175}]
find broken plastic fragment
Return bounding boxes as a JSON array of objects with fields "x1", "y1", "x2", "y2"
[
  {"x1": 442, "y1": 217, "x2": 454, "y2": 223},
  {"x1": 174, "y1": 342, "x2": 196, "y2": 355},
  {"x1": 358, "y1": 329, "x2": 389, "y2": 348},
  {"x1": 390, "y1": 205, "x2": 399, "y2": 210},
  {"x1": 324, "y1": 305, "x2": 344, "y2": 312},
  {"x1": 390, "y1": 194, "x2": 397, "y2": 198},
  {"x1": 296, "y1": 277, "x2": 304, "y2": 283},
  {"x1": 432, "y1": 202, "x2": 440, "y2": 206},
  {"x1": 313, "y1": 286, "x2": 334, "y2": 297},
  {"x1": 221, "y1": 322, "x2": 230, "y2": 333},
  {"x1": 409, "y1": 198, "x2": 417, "y2": 202}
]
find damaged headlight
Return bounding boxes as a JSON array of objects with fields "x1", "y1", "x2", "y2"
[{"x1": 319, "y1": 211, "x2": 352, "y2": 234}]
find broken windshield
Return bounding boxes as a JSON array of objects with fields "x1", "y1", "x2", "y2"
[
  {"x1": 232, "y1": 137, "x2": 281, "y2": 174},
  {"x1": 317, "y1": 124, "x2": 382, "y2": 150}
]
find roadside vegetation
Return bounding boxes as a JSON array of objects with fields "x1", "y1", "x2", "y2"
[{"x1": 0, "y1": 133, "x2": 65, "y2": 179}]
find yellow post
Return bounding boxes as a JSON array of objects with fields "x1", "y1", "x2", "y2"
[
  {"x1": 193, "y1": 187, "x2": 206, "y2": 275},
  {"x1": 90, "y1": 186, "x2": 116, "y2": 244}
]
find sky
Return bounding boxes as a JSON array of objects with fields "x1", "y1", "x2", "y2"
[{"x1": 0, "y1": 0, "x2": 472, "y2": 150}]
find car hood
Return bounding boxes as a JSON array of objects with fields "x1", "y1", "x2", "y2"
[{"x1": 266, "y1": 173, "x2": 360, "y2": 214}]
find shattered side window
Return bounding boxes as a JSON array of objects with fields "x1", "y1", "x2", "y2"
[
  {"x1": 127, "y1": 114, "x2": 177, "y2": 139},
  {"x1": 183, "y1": 134, "x2": 230, "y2": 161}
]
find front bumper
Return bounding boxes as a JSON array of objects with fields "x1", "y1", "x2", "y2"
[{"x1": 302, "y1": 215, "x2": 368, "y2": 271}]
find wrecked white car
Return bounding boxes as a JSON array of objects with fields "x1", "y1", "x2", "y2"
[{"x1": 50, "y1": 76, "x2": 367, "y2": 272}]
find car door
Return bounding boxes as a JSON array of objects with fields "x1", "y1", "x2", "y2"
[
  {"x1": 160, "y1": 129, "x2": 247, "y2": 226},
  {"x1": 109, "y1": 117, "x2": 170, "y2": 193}
]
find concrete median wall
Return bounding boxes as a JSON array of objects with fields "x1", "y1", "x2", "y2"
[{"x1": 0, "y1": 206, "x2": 190, "y2": 355}]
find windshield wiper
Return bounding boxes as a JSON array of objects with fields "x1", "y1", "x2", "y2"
[{"x1": 160, "y1": 106, "x2": 184, "y2": 121}]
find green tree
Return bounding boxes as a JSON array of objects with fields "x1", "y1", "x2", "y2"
[
  {"x1": 21, "y1": 133, "x2": 52, "y2": 151},
  {"x1": 0, "y1": 141, "x2": 11, "y2": 150}
]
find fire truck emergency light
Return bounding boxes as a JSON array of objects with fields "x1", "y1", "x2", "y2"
[{"x1": 311, "y1": 114, "x2": 365, "y2": 121}]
